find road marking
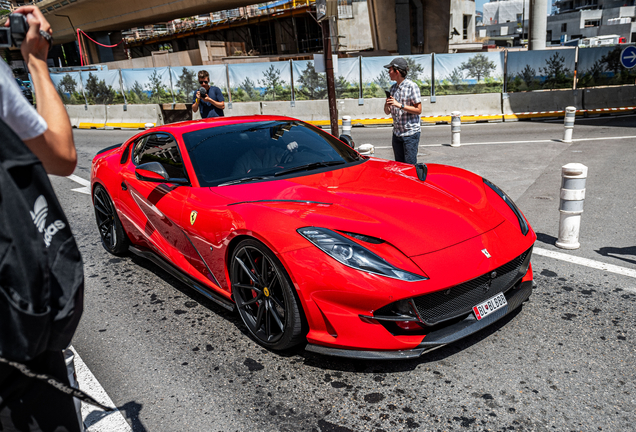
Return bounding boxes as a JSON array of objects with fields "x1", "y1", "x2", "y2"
[
  {"x1": 69, "y1": 346, "x2": 132, "y2": 432},
  {"x1": 373, "y1": 135, "x2": 636, "y2": 149},
  {"x1": 67, "y1": 174, "x2": 91, "y2": 195},
  {"x1": 534, "y1": 247, "x2": 636, "y2": 288}
]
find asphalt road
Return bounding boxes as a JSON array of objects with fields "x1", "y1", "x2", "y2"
[{"x1": 51, "y1": 115, "x2": 636, "y2": 432}]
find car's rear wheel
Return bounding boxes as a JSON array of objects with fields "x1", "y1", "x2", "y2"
[
  {"x1": 231, "y1": 239, "x2": 304, "y2": 350},
  {"x1": 93, "y1": 184, "x2": 129, "y2": 255}
]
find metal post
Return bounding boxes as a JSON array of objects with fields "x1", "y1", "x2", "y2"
[
  {"x1": 322, "y1": 20, "x2": 338, "y2": 136},
  {"x1": 290, "y1": 59, "x2": 295, "y2": 108},
  {"x1": 451, "y1": 111, "x2": 461, "y2": 147},
  {"x1": 119, "y1": 69, "x2": 127, "y2": 111},
  {"x1": 358, "y1": 56, "x2": 363, "y2": 106},
  {"x1": 225, "y1": 63, "x2": 233, "y2": 110},
  {"x1": 78, "y1": 72, "x2": 88, "y2": 109},
  {"x1": 342, "y1": 115, "x2": 351, "y2": 137},
  {"x1": 430, "y1": 53, "x2": 436, "y2": 103},
  {"x1": 556, "y1": 163, "x2": 587, "y2": 250},
  {"x1": 529, "y1": 0, "x2": 547, "y2": 50},
  {"x1": 562, "y1": 106, "x2": 576, "y2": 142},
  {"x1": 168, "y1": 66, "x2": 175, "y2": 108}
]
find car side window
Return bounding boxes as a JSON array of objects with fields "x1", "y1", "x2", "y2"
[{"x1": 132, "y1": 133, "x2": 187, "y2": 180}]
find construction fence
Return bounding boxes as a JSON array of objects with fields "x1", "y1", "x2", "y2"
[{"x1": 50, "y1": 45, "x2": 636, "y2": 106}]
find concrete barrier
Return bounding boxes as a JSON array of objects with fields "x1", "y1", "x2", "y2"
[
  {"x1": 77, "y1": 105, "x2": 107, "y2": 129},
  {"x1": 261, "y1": 100, "x2": 329, "y2": 121},
  {"x1": 105, "y1": 105, "x2": 164, "y2": 129},
  {"x1": 422, "y1": 93, "x2": 502, "y2": 122},
  {"x1": 503, "y1": 89, "x2": 583, "y2": 120},
  {"x1": 65, "y1": 105, "x2": 82, "y2": 128},
  {"x1": 226, "y1": 102, "x2": 261, "y2": 117},
  {"x1": 583, "y1": 86, "x2": 636, "y2": 112}
]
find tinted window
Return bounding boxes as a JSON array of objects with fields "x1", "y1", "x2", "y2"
[
  {"x1": 182, "y1": 120, "x2": 362, "y2": 187},
  {"x1": 132, "y1": 133, "x2": 187, "y2": 180}
]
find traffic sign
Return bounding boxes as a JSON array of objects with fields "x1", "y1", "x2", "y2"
[{"x1": 620, "y1": 46, "x2": 636, "y2": 69}]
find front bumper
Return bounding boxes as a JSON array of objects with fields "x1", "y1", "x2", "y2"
[{"x1": 305, "y1": 279, "x2": 533, "y2": 360}]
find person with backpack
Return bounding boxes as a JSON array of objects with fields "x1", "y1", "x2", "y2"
[{"x1": 0, "y1": 6, "x2": 84, "y2": 432}]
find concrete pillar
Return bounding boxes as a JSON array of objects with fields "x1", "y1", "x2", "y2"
[
  {"x1": 529, "y1": 0, "x2": 547, "y2": 50},
  {"x1": 395, "y1": 0, "x2": 411, "y2": 55},
  {"x1": 422, "y1": 0, "x2": 450, "y2": 54}
]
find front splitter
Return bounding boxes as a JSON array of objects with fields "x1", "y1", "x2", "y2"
[{"x1": 305, "y1": 280, "x2": 533, "y2": 360}]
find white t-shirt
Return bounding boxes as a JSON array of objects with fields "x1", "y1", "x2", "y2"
[{"x1": 0, "y1": 60, "x2": 47, "y2": 141}]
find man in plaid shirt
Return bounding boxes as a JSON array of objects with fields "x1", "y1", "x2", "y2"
[{"x1": 383, "y1": 57, "x2": 422, "y2": 164}]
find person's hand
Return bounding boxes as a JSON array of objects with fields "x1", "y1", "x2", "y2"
[
  {"x1": 286, "y1": 141, "x2": 298, "y2": 152},
  {"x1": 8, "y1": 6, "x2": 52, "y2": 65},
  {"x1": 387, "y1": 96, "x2": 401, "y2": 108},
  {"x1": 195, "y1": 90, "x2": 201, "y2": 102}
]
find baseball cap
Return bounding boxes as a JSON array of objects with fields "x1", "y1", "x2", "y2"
[{"x1": 384, "y1": 57, "x2": 408, "y2": 72}]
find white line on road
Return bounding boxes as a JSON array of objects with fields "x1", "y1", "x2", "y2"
[
  {"x1": 67, "y1": 174, "x2": 91, "y2": 195},
  {"x1": 374, "y1": 135, "x2": 636, "y2": 149},
  {"x1": 68, "y1": 346, "x2": 132, "y2": 432},
  {"x1": 534, "y1": 247, "x2": 636, "y2": 289}
]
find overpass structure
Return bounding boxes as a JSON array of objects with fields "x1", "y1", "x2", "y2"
[{"x1": 17, "y1": 0, "x2": 455, "y2": 64}]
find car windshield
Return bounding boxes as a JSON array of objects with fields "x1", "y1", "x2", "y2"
[{"x1": 182, "y1": 120, "x2": 363, "y2": 187}]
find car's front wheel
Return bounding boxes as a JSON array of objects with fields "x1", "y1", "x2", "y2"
[
  {"x1": 93, "y1": 184, "x2": 129, "y2": 255},
  {"x1": 230, "y1": 239, "x2": 305, "y2": 350}
]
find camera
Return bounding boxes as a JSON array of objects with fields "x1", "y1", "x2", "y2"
[{"x1": 0, "y1": 14, "x2": 29, "y2": 48}]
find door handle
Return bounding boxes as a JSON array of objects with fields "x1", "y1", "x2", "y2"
[{"x1": 121, "y1": 182, "x2": 128, "y2": 191}]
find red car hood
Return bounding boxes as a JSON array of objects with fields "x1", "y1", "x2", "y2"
[{"x1": 213, "y1": 159, "x2": 505, "y2": 256}]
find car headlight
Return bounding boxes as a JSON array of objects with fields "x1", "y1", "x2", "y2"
[
  {"x1": 483, "y1": 178, "x2": 529, "y2": 235},
  {"x1": 298, "y1": 227, "x2": 427, "y2": 282}
]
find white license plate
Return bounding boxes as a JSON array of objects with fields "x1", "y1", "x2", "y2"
[{"x1": 473, "y1": 292, "x2": 507, "y2": 321}]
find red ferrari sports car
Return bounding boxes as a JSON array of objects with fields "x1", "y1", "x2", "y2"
[{"x1": 91, "y1": 115, "x2": 536, "y2": 359}]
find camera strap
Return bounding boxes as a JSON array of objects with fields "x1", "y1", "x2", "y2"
[{"x1": 0, "y1": 355, "x2": 115, "y2": 412}]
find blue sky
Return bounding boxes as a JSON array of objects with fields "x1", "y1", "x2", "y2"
[{"x1": 475, "y1": 0, "x2": 555, "y2": 15}]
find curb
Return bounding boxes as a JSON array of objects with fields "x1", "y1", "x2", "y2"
[{"x1": 304, "y1": 106, "x2": 636, "y2": 128}]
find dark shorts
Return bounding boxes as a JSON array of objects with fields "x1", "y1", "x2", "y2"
[{"x1": 0, "y1": 351, "x2": 81, "y2": 432}]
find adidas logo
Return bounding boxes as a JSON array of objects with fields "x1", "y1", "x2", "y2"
[{"x1": 30, "y1": 195, "x2": 66, "y2": 247}]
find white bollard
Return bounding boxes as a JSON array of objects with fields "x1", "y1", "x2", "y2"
[
  {"x1": 450, "y1": 111, "x2": 461, "y2": 147},
  {"x1": 342, "y1": 115, "x2": 352, "y2": 137},
  {"x1": 555, "y1": 163, "x2": 587, "y2": 250},
  {"x1": 357, "y1": 143, "x2": 375, "y2": 155},
  {"x1": 144, "y1": 122, "x2": 154, "y2": 129},
  {"x1": 561, "y1": 106, "x2": 576, "y2": 143}
]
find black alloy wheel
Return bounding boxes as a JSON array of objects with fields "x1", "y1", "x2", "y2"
[
  {"x1": 93, "y1": 184, "x2": 129, "y2": 255},
  {"x1": 231, "y1": 239, "x2": 304, "y2": 350}
]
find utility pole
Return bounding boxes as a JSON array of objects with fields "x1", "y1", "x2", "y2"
[{"x1": 321, "y1": 17, "x2": 338, "y2": 136}]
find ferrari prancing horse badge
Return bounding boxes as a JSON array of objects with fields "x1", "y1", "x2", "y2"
[{"x1": 190, "y1": 211, "x2": 198, "y2": 225}]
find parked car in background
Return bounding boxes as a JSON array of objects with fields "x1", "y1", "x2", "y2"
[{"x1": 15, "y1": 78, "x2": 33, "y2": 104}]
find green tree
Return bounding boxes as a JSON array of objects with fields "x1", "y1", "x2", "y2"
[
  {"x1": 260, "y1": 65, "x2": 284, "y2": 101},
  {"x1": 175, "y1": 67, "x2": 198, "y2": 102},
  {"x1": 85, "y1": 72, "x2": 114, "y2": 105},
  {"x1": 405, "y1": 57, "x2": 424, "y2": 82},
  {"x1": 297, "y1": 62, "x2": 326, "y2": 100},
  {"x1": 374, "y1": 69, "x2": 391, "y2": 91},
  {"x1": 239, "y1": 77, "x2": 260, "y2": 100},
  {"x1": 600, "y1": 47, "x2": 622, "y2": 77},
  {"x1": 520, "y1": 64, "x2": 536, "y2": 88},
  {"x1": 540, "y1": 52, "x2": 569, "y2": 89},
  {"x1": 128, "y1": 80, "x2": 148, "y2": 103},
  {"x1": 59, "y1": 74, "x2": 77, "y2": 94},
  {"x1": 448, "y1": 66, "x2": 464, "y2": 86},
  {"x1": 460, "y1": 53, "x2": 496, "y2": 82}
]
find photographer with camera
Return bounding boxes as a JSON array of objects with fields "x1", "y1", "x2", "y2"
[
  {"x1": 1, "y1": 6, "x2": 83, "y2": 432},
  {"x1": 192, "y1": 69, "x2": 225, "y2": 118}
]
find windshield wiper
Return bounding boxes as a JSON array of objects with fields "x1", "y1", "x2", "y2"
[
  {"x1": 274, "y1": 161, "x2": 345, "y2": 177},
  {"x1": 218, "y1": 176, "x2": 272, "y2": 186}
]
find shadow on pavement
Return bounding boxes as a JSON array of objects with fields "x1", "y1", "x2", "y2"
[{"x1": 595, "y1": 246, "x2": 636, "y2": 266}]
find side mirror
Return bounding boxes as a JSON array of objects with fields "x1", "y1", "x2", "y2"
[
  {"x1": 135, "y1": 162, "x2": 189, "y2": 185},
  {"x1": 339, "y1": 134, "x2": 355, "y2": 149},
  {"x1": 415, "y1": 163, "x2": 428, "y2": 182}
]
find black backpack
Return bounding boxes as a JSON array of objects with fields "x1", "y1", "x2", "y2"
[{"x1": 0, "y1": 117, "x2": 84, "y2": 363}]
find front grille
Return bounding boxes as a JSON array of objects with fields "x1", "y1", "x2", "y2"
[{"x1": 412, "y1": 248, "x2": 531, "y2": 325}]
